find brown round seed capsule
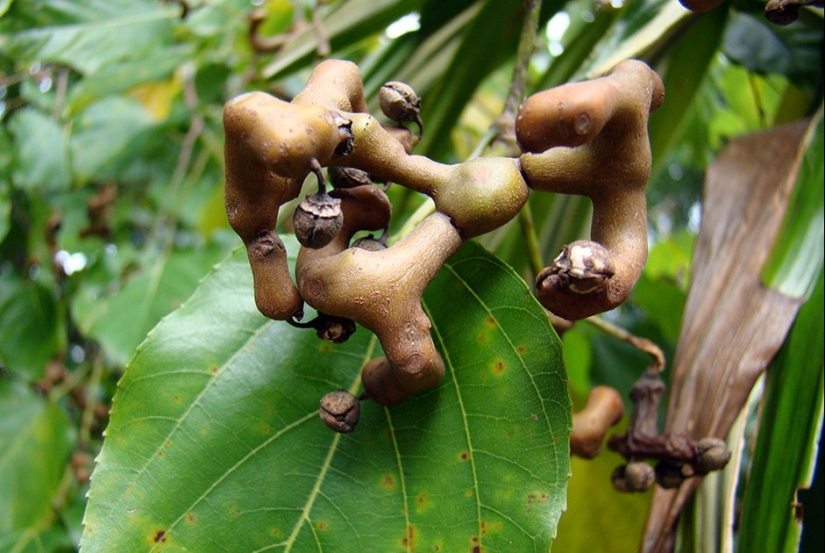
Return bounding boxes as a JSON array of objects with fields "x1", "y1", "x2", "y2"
[
  {"x1": 655, "y1": 461, "x2": 687, "y2": 489},
  {"x1": 328, "y1": 166, "x2": 373, "y2": 189},
  {"x1": 314, "y1": 313, "x2": 356, "y2": 344},
  {"x1": 613, "y1": 461, "x2": 655, "y2": 493},
  {"x1": 319, "y1": 390, "x2": 361, "y2": 433},
  {"x1": 351, "y1": 234, "x2": 387, "y2": 251},
  {"x1": 694, "y1": 437, "x2": 731, "y2": 474},
  {"x1": 293, "y1": 193, "x2": 344, "y2": 249},
  {"x1": 379, "y1": 81, "x2": 423, "y2": 136}
]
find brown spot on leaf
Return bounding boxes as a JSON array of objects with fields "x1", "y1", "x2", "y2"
[
  {"x1": 480, "y1": 520, "x2": 502, "y2": 535},
  {"x1": 460, "y1": 451, "x2": 470, "y2": 461},
  {"x1": 153, "y1": 530, "x2": 167, "y2": 543},
  {"x1": 526, "y1": 493, "x2": 549, "y2": 504},
  {"x1": 492, "y1": 360, "x2": 505, "y2": 375},
  {"x1": 416, "y1": 491, "x2": 427, "y2": 509},
  {"x1": 381, "y1": 474, "x2": 396, "y2": 491},
  {"x1": 185, "y1": 512, "x2": 196, "y2": 523},
  {"x1": 209, "y1": 366, "x2": 218, "y2": 375},
  {"x1": 485, "y1": 316, "x2": 496, "y2": 328},
  {"x1": 400, "y1": 524, "x2": 416, "y2": 547},
  {"x1": 172, "y1": 395, "x2": 181, "y2": 402},
  {"x1": 316, "y1": 520, "x2": 329, "y2": 531}
]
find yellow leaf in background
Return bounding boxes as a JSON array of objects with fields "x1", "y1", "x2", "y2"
[{"x1": 129, "y1": 77, "x2": 181, "y2": 122}]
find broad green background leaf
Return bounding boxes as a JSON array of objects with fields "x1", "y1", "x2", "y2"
[
  {"x1": 7, "y1": 108, "x2": 71, "y2": 192},
  {"x1": 738, "y1": 270, "x2": 824, "y2": 553},
  {"x1": 0, "y1": 379, "x2": 76, "y2": 550},
  {"x1": 81, "y1": 240, "x2": 570, "y2": 551},
  {"x1": 762, "y1": 107, "x2": 825, "y2": 299},
  {"x1": 0, "y1": 0, "x2": 178, "y2": 76},
  {"x1": 68, "y1": 96, "x2": 156, "y2": 185},
  {"x1": 0, "y1": 273, "x2": 65, "y2": 380},
  {"x1": 262, "y1": 0, "x2": 422, "y2": 80},
  {"x1": 72, "y1": 242, "x2": 228, "y2": 367}
]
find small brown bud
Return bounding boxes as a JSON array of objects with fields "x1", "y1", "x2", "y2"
[
  {"x1": 351, "y1": 235, "x2": 387, "y2": 252},
  {"x1": 293, "y1": 193, "x2": 344, "y2": 249},
  {"x1": 612, "y1": 461, "x2": 655, "y2": 492},
  {"x1": 379, "y1": 81, "x2": 423, "y2": 136},
  {"x1": 319, "y1": 390, "x2": 361, "y2": 433},
  {"x1": 694, "y1": 437, "x2": 731, "y2": 474},
  {"x1": 540, "y1": 241, "x2": 615, "y2": 295},
  {"x1": 655, "y1": 461, "x2": 687, "y2": 489},
  {"x1": 314, "y1": 313, "x2": 356, "y2": 344},
  {"x1": 328, "y1": 166, "x2": 372, "y2": 189}
]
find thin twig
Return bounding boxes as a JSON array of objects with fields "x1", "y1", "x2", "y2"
[
  {"x1": 501, "y1": 0, "x2": 542, "y2": 122},
  {"x1": 519, "y1": 207, "x2": 545, "y2": 281},
  {"x1": 585, "y1": 315, "x2": 666, "y2": 373},
  {"x1": 79, "y1": 356, "x2": 104, "y2": 449},
  {"x1": 312, "y1": 4, "x2": 331, "y2": 57}
]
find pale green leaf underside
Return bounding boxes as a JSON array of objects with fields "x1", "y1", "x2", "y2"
[{"x1": 81, "y1": 240, "x2": 569, "y2": 552}]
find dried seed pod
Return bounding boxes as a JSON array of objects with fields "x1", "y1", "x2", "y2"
[
  {"x1": 351, "y1": 235, "x2": 387, "y2": 252},
  {"x1": 519, "y1": 59, "x2": 665, "y2": 320},
  {"x1": 694, "y1": 437, "x2": 731, "y2": 474},
  {"x1": 655, "y1": 461, "x2": 687, "y2": 489},
  {"x1": 328, "y1": 166, "x2": 373, "y2": 189},
  {"x1": 379, "y1": 81, "x2": 423, "y2": 136},
  {"x1": 293, "y1": 193, "x2": 344, "y2": 249},
  {"x1": 314, "y1": 313, "x2": 357, "y2": 344},
  {"x1": 319, "y1": 389, "x2": 361, "y2": 433},
  {"x1": 539, "y1": 241, "x2": 616, "y2": 295},
  {"x1": 570, "y1": 386, "x2": 625, "y2": 459},
  {"x1": 613, "y1": 461, "x2": 655, "y2": 493}
]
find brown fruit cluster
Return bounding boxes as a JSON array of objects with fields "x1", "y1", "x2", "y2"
[{"x1": 223, "y1": 59, "x2": 664, "y2": 425}]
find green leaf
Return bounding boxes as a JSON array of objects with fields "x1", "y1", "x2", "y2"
[
  {"x1": 648, "y1": 6, "x2": 729, "y2": 178},
  {"x1": 415, "y1": 0, "x2": 528, "y2": 159},
  {"x1": 7, "y1": 108, "x2": 71, "y2": 192},
  {"x1": 761, "y1": 107, "x2": 825, "y2": 299},
  {"x1": 722, "y1": 10, "x2": 824, "y2": 92},
  {"x1": 0, "y1": 273, "x2": 65, "y2": 380},
  {"x1": 738, "y1": 270, "x2": 824, "y2": 553},
  {"x1": 66, "y1": 47, "x2": 192, "y2": 115},
  {"x1": 0, "y1": 379, "x2": 75, "y2": 548},
  {"x1": 81, "y1": 240, "x2": 570, "y2": 551},
  {"x1": 72, "y1": 243, "x2": 228, "y2": 367},
  {"x1": 262, "y1": 0, "x2": 422, "y2": 80},
  {"x1": 68, "y1": 96, "x2": 156, "y2": 185},
  {"x1": 0, "y1": 0, "x2": 178, "y2": 76}
]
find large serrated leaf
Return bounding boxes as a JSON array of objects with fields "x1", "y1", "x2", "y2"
[{"x1": 81, "y1": 239, "x2": 569, "y2": 551}]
